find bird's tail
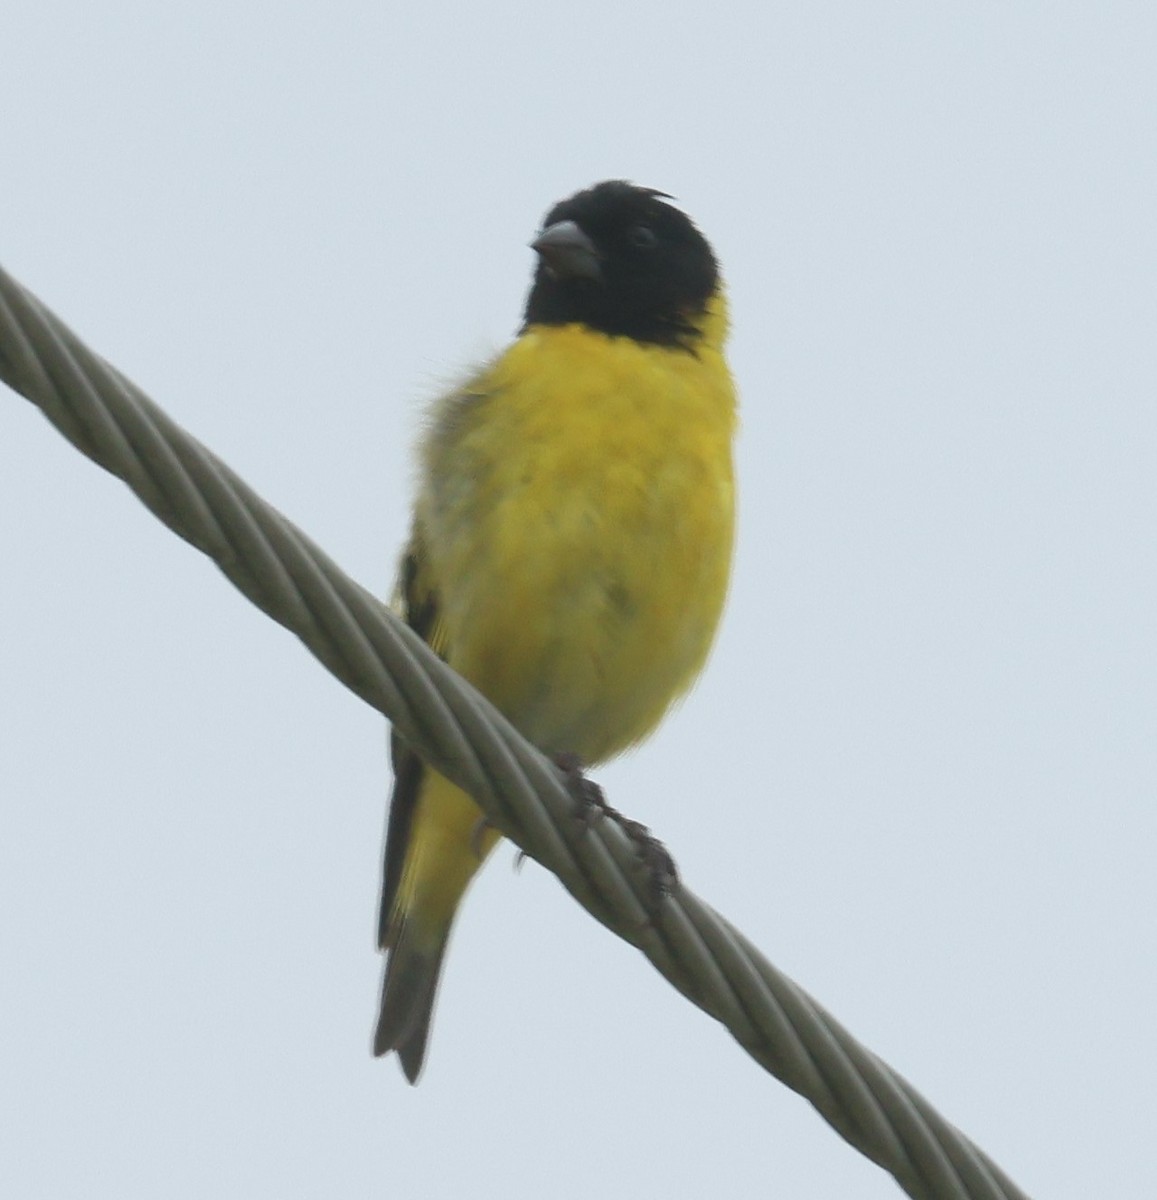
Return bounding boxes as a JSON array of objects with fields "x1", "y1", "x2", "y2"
[
  {"x1": 374, "y1": 771, "x2": 500, "y2": 1082},
  {"x1": 374, "y1": 912, "x2": 452, "y2": 1083}
]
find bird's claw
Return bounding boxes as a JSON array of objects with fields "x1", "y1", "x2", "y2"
[
  {"x1": 552, "y1": 752, "x2": 678, "y2": 900},
  {"x1": 470, "y1": 814, "x2": 498, "y2": 861}
]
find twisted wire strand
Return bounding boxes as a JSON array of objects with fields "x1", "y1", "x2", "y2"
[{"x1": 0, "y1": 262, "x2": 1031, "y2": 1200}]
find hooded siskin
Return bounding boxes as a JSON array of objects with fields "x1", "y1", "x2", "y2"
[{"x1": 375, "y1": 181, "x2": 737, "y2": 1081}]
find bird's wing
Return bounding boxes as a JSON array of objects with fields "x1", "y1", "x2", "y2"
[{"x1": 378, "y1": 534, "x2": 446, "y2": 948}]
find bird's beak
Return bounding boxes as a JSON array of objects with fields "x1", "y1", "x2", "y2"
[{"x1": 531, "y1": 220, "x2": 601, "y2": 281}]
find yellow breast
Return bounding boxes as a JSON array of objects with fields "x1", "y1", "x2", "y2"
[{"x1": 416, "y1": 308, "x2": 736, "y2": 764}]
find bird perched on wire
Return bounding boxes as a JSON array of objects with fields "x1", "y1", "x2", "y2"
[{"x1": 375, "y1": 180, "x2": 737, "y2": 1081}]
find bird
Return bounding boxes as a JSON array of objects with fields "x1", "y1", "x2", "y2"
[{"x1": 374, "y1": 180, "x2": 737, "y2": 1082}]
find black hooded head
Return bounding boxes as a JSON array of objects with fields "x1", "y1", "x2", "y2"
[{"x1": 523, "y1": 181, "x2": 719, "y2": 350}]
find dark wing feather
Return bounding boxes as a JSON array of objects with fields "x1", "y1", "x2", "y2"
[{"x1": 377, "y1": 538, "x2": 444, "y2": 948}]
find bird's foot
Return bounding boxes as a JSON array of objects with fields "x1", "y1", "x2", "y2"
[
  {"x1": 552, "y1": 752, "x2": 678, "y2": 900},
  {"x1": 553, "y1": 751, "x2": 608, "y2": 826},
  {"x1": 612, "y1": 814, "x2": 679, "y2": 900}
]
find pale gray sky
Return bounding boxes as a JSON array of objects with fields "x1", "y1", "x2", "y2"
[{"x1": 2, "y1": 4, "x2": 1155, "y2": 1197}]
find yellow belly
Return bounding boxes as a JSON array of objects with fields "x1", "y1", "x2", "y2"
[{"x1": 415, "y1": 321, "x2": 736, "y2": 764}]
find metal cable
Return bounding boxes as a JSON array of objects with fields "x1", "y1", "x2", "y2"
[{"x1": 0, "y1": 262, "x2": 1032, "y2": 1200}]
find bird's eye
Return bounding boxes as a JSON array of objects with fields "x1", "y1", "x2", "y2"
[{"x1": 627, "y1": 224, "x2": 658, "y2": 249}]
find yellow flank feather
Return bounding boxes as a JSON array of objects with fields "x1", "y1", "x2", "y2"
[
  {"x1": 374, "y1": 182, "x2": 738, "y2": 1082},
  {"x1": 392, "y1": 774, "x2": 500, "y2": 947}
]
